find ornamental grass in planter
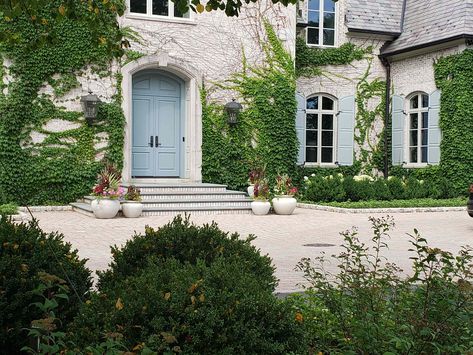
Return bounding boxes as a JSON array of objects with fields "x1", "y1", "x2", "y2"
[
  {"x1": 122, "y1": 185, "x2": 143, "y2": 218},
  {"x1": 272, "y1": 174, "x2": 298, "y2": 215},
  {"x1": 90, "y1": 164, "x2": 124, "y2": 219}
]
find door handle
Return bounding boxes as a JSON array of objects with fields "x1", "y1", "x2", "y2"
[
  {"x1": 149, "y1": 136, "x2": 153, "y2": 147},
  {"x1": 155, "y1": 136, "x2": 162, "y2": 147}
]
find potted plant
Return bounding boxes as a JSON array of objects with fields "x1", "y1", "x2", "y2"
[
  {"x1": 251, "y1": 178, "x2": 271, "y2": 215},
  {"x1": 90, "y1": 164, "x2": 124, "y2": 219},
  {"x1": 272, "y1": 174, "x2": 298, "y2": 215},
  {"x1": 122, "y1": 185, "x2": 143, "y2": 218},
  {"x1": 247, "y1": 164, "x2": 266, "y2": 198}
]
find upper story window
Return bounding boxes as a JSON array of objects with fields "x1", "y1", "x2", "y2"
[
  {"x1": 305, "y1": 94, "x2": 337, "y2": 163},
  {"x1": 307, "y1": 0, "x2": 336, "y2": 47},
  {"x1": 129, "y1": 0, "x2": 189, "y2": 18},
  {"x1": 407, "y1": 93, "x2": 429, "y2": 164}
]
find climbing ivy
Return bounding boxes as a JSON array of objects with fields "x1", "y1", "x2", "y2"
[
  {"x1": 295, "y1": 37, "x2": 368, "y2": 77},
  {"x1": 354, "y1": 58, "x2": 387, "y2": 173},
  {"x1": 433, "y1": 49, "x2": 473, "y2": 193},
  {"x1": 0, "y1": 0, "x2": 125, "y2": 205},
  {"x1": 202, "y1": 21, "x2": 298, "y2": 189}
]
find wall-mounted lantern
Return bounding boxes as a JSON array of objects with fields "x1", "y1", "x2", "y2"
[
  {"x1": 80, "y1": 91, "x2": 101, "y2": 125},
  {"x1": 224, "y1": 98, "x2": 242, "y2": 126}
]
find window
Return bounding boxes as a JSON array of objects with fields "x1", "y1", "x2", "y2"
[
  {"x1": 305, "y1": 94, "x2": 336, "y2": 163},
  {"x1": 129, "y1": 0, "x2": 189, "y2": 18},
  {"x1": 407, "y1": 93, "x2": 429, "y2": 164},
  {"x1": 307, "y1": 0, "x2": 336, "y2": 46}
]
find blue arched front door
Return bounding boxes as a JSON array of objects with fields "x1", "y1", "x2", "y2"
[{"x1": 132, "y1": 72, "x2": 181, "y2": 177}]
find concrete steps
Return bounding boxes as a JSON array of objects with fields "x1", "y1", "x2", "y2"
[{"x1": 71, "y1": 183, "x2": 252, "y2": 216}]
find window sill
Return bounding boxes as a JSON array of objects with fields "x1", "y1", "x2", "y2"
[
  {"x1": 306, "y1": 43, "x2": 337, "y2": 49},
  {"x1": 402, "y1": 163, "x2": 430, "y2": 169},
  {"x1": 125, "y1": 13, "x2": 197, "y2": 25},
  {"x1": 303, "y1": 163, "x2": 338, "y2": 168}
]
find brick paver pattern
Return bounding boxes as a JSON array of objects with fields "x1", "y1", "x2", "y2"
[{"x1": 33, "y1": 209, "x2": 473, "y2": 292}]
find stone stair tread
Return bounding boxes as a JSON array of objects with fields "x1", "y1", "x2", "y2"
[
  {"x1": 71, "y1": 202, "x2": 250, "y2": 213},
  {"x1": 121, "y1": 183, "x2": 227, "y2": 188},
  {"x1": 82, "y1": 196, "x2": 250, "y2": 204}
]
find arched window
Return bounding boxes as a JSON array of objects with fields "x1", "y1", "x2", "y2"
[
  {"x1": 307, "y1": 0, "x2": 336, "y2": 46},
  {"x1": 407, "y1": 93, "x2": 429, "y2": 163},
  {"x1": 305, "y1": 94, "x2": 337, "y2": 163}
]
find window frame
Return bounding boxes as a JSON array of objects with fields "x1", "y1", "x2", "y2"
[
  {"x1": 306, "y1": 0, "x2": 338, "y2": 48},
  {"x1": 405, "y1": 92, "x2": 429, "y2": 167},
  {"x1": 304, "y1": 93, "x2": 338, "y2": 166},
  {"x1": 126, "y1": 0, "x2": 194, "y2": 22}
]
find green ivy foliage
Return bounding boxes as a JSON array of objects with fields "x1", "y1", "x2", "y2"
[
  {"x1": 202, "y1": 22, "x2": 298, "y2": 189},
  {"x1": 295, "y1": 37, "x2": 368, "y2": 77},
  {"x1": 434, "y1": 49, "x2": 473, "y2": 194},
  {"x1": 0, "y1": 0, "x2": 125, "y2": 205}
]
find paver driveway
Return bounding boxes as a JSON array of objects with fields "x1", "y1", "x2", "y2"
[{"x1": 33, "y1": 208, "x2": 473, "y2": 292}]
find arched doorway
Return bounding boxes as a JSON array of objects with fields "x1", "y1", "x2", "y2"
[{"x1": 131, "y1": 71, "x2": 184, "y2": 177}]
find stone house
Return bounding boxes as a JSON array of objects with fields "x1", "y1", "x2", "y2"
[
  {"x1": 114, "y1": 0, "x2": 472, "y2": 183},
  {"x1": 17, "y1": 0, "x2": 473, "y2": 186}
]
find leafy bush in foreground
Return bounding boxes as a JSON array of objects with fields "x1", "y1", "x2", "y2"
[
  {"x1": 290, "y1": 216, "x2": 473, "y2": 354},
  {"x1": 0, "y1": 218, "x2": 92, "y2": 353},
  {"x1": 98, "y1": 215, "x2": 276, "y2": 291},
  {"x1": 70, "y1": 258, "x2": 305, "y2": 353}
]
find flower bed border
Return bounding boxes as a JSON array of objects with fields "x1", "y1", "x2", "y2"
[{"x1": 297, "y1": 203, "x2": 465, "y2": 214}]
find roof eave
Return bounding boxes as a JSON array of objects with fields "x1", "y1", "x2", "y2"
[
  {"x1": 380, "y1": 34, "x2": 473, "y2": 57},
  {"x1": 347, "y1": 27, "x2": 402, "y2": 37}
]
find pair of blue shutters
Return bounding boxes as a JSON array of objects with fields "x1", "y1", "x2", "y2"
[
  {"x1": 295, "y1": 92, "x2": 355, "y2": 166},
  {"x1": 392, "y1": 90, "x2": 441, "y2": 165},
  {"x1": 295, "y1": 90, "x2": 441, "y2": 166}
]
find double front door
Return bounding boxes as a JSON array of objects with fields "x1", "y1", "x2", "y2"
[{"x1": 132, "y1": 73, "x2": 181, "y2": 177}]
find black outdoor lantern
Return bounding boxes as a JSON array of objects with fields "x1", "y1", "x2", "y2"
[
  {"x1": 80, "y1": 91, "x2": 101, "y2": 125},
  {"x1": 224, "y1": 98, "x2": 243, "y2": 126}
]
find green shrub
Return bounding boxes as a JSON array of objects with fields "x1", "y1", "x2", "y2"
[
  {"x1": 0, "y1": 203, "x2": 18, "y2": 215},
  {"x1": 304, "y1": 175, "x2": 345, "y2": 202},
  {"x1": 0, "y1": 218, "x2": 92, "y2": 353},
  {"x1": 98, "y1": 215, "x2": 276, "y2": 291},
  {"x1": 291, "y1": 216, "x2": 473, "y2": 354},
  {"x1": 371, "y1": 179, "x2": 392, "y2": 200},
  {"x1": 70, "y1": 258, "x2": 305, "y2": 354},
  {"x1": 386, "y1": 176, "x2": 405, "y2": 199}
]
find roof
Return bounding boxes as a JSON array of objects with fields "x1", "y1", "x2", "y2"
[
  {"x1": 346, "y1": 0, "x2": 404, "y2": 35},
  {"x1": 381, "y1": 0, "x2": 473, "y2": 55}
]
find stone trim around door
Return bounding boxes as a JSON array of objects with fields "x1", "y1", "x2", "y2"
[{"x1": 121, "y1": 53, "x2": 203, "y2": 183}]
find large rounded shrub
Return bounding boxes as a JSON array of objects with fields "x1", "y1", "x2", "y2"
[
  {"x1": 98, "y1": 215, "x2": 276, "y2": 291},
  {"x1": 0, "y1": 218, "x2": 92, "y2": 353},
  {"x1": 70, "y1": 258, "x2": 305, "y2": 354}
]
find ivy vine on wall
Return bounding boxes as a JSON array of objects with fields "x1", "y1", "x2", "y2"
[
  {"x1": 202, "y1": 21, "x2": 298, "y2": 190},
  {"x1": 0, "y1": 0, "x2": 125, "y2": 205}
]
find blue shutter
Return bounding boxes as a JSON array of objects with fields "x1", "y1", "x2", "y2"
[
  {"x1": 391, "y1": 95, "x2": 405, "y2": 166},
  {"x1": 428, "y1": 90, "x2": 441, "y2": 164},
  {"x1": 337, "y1": 95, "x2": 355, "y2": 166},
  {"x1": 295, "y1": 92, "x2": 305, "y2": 165}
]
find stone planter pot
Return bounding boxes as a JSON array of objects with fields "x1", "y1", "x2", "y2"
[
  {"x1": 272, "y1": 195, "x2": 297, "y2": 215},
  {"x1": 247, "y1": 184, "x2": 255, "y2": 198},
  {"x1": 91, "y1": 198, "x2": 120, "y2": 219},
  {"x1": 122, "y1": 201, "x2": 143, "y2": 218},
  {"x1": 251, "y1": 200, "x2": 271, "y2": 215}
]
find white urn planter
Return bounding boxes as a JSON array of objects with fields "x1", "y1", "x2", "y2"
[
  {"x1": 122, "y1": 201, "x2": 143, "y2": 218},
  {"x1": 91, "y1": 198, "x2": 120, "y2": 219},
  {"x1": 251, "y1": 200, "x2": 271, "y2": 215},
  {"x1": 272, "y1": 195, "x2": 297, "y2": 215},
  {"x1": 247, "y1": 184, "x2": 255, "y2": 198}
]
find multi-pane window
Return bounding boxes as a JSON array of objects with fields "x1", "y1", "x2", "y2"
[
  {"x1": 408, "y1": 93, "x2": 429, "y2": 163},
  {"x1": 129, "y1": 0, "x2": 189, "y2": 18},
  {"x1": 307, "y1": 0, "x2": 336, "y2": 46},
  {"x1": 306, "y1": 95, "x2": 336, "y2": 163}
]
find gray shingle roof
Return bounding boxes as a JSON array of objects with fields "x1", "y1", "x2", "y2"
[
  {"x1": 346, "y1": 0, "x2": 404, "y2": 35},
  {"x1": 381, "y1": 0, "x2": 473, "y2": 55}
]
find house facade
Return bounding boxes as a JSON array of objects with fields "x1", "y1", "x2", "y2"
[{"x1": 19, "y1": 0, "x2": 473, "y2": 185}]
